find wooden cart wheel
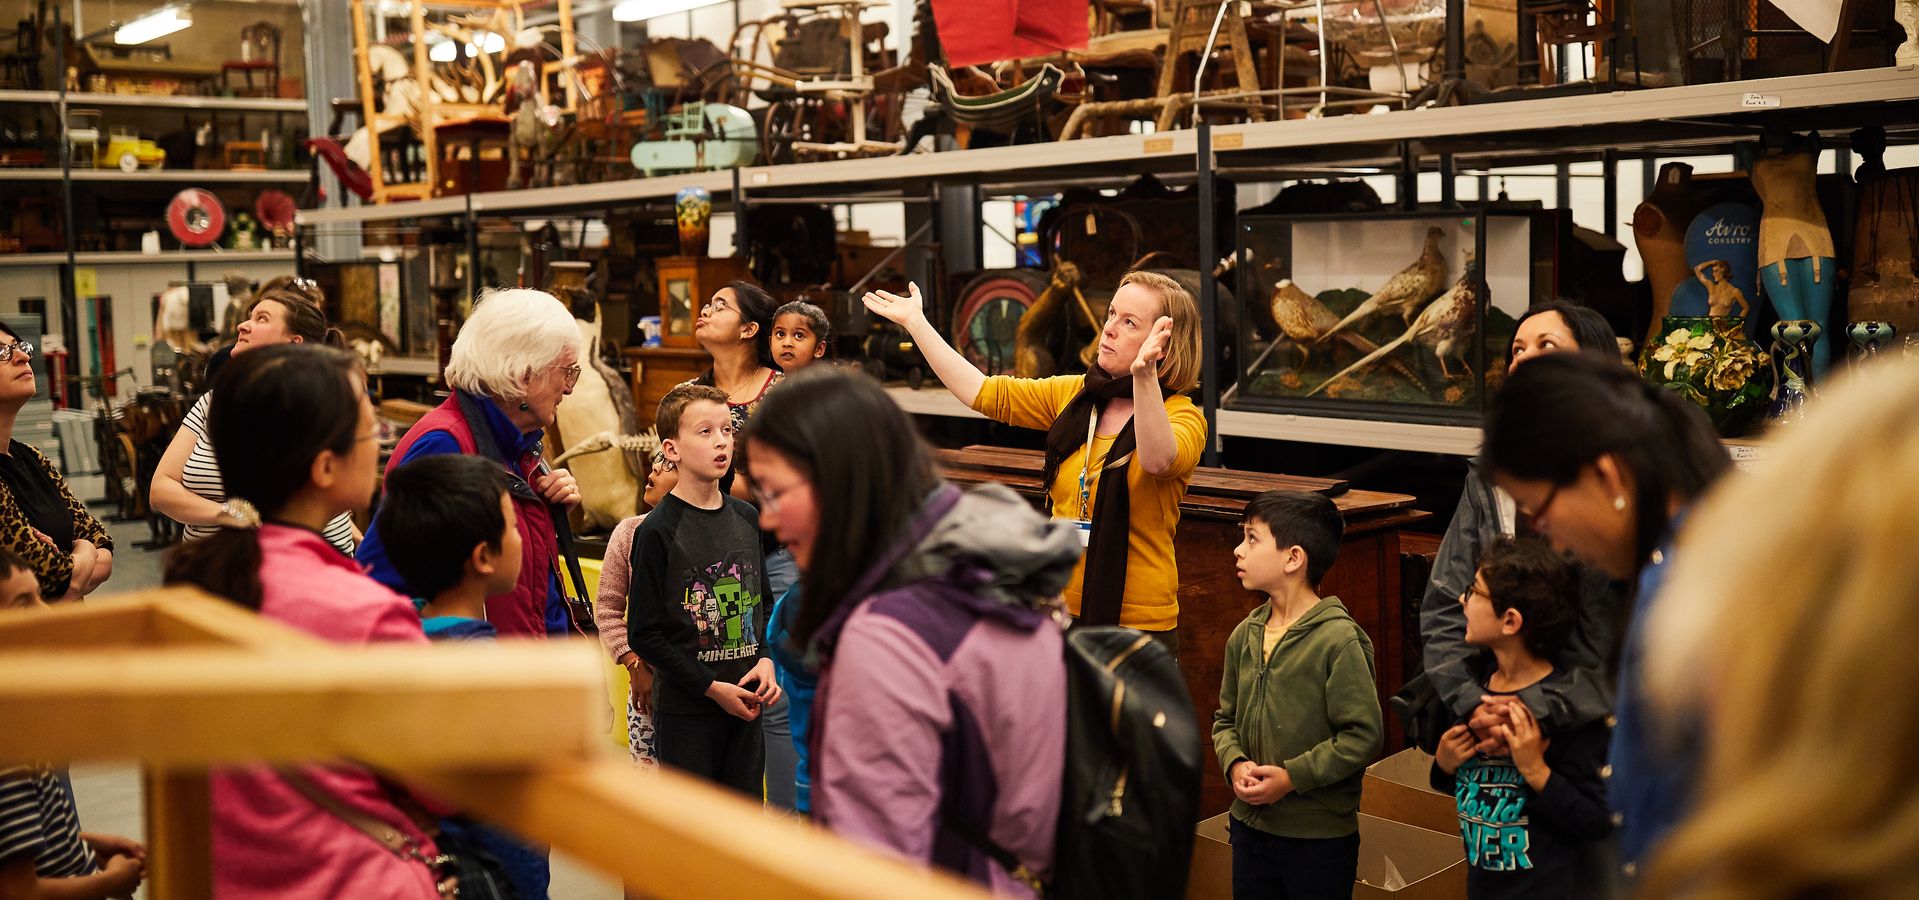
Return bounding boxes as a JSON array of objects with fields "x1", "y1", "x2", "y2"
[
  {"x1": 951, "y1": 269, "x2": 1049, "y2": 376},
  {"x1": 760, "y1": 100, "x2": 802, "y2": 166},
  {"x1": 111, "y1": 434, "x2": 141, "y2": 520}
]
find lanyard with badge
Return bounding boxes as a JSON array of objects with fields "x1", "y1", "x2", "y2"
[{"x1": 1075, "y1": 408, "x2": 1098, "y2": 548}]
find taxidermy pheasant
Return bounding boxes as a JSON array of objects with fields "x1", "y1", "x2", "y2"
[
  {"x1": 1317, "y1": 226, "x2": 1449, "y2": 343},
  {"x1": 1308, "y1": 268, "x2": 1480, "y2": 397},
  {"x1": 1269, "y1": 279, "x2": 1425, "y2": 384}
]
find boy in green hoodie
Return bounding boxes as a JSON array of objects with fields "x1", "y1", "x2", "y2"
[{"x1": 1213, "y1": 489, "x2": 1384, "y2": 899}]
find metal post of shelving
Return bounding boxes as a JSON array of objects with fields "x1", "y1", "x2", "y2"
[
  {"x1": 1197, "y1": 121, "x2": 1220, "y2": 468},
  {"x1": 1555, "y1": 163, "x2": 1571, "y2": 211},
  {"x1": 1398, "y1": 141, "x2": 1419, "y2": 211},
  {"x1": 54, "y1": 0, "x2": 76, "y2": 371},
  {"x1": 732, "y1": 166, "x2": 748, "y2": 258},
  {"x1": 1439, "y1": 152, "x2": 1457, "y2": 209},
  {"x1": 1602, "y1": 149, "x2": 1619, "y2": 239},
  {"x1": 463, "y1": 196, "x2": 479, "y2": 305}
]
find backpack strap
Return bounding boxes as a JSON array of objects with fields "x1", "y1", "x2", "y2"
[
  {"x1": 455, "y1": 392, "x2": 596, "y2": 636},
  {"x1": 939, "y1": 807, "x2": 1045, "y2": 895}
]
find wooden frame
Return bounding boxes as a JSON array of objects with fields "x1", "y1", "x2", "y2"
[
  {"x1": 0, "y1": 590, "x2": 988, "y2": 900},
  {"x1": 348, "y1": 0, "x2": 580, "y2": 202}
]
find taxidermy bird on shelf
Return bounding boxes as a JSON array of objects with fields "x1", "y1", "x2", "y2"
[
  {"x1": 1270, "y1": 279, "x2": 1341, "y2": 369},
  {"x1": 1317, "y1": 227, "x2": 1449, "y2": 342},
  {"x1": 1309, "y1": 268, "x2": 1480, "y2": 397}
]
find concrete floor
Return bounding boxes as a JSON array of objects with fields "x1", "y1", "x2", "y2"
[{"x1": 73, "y1": 508, "x2": 622, "y2": 900}]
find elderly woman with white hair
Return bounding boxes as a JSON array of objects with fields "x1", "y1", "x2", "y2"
[{"x1": 358, "y1": 288, "x2": 584, "y2": 639}]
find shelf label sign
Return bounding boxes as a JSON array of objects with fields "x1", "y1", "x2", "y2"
[
  {"x1": 749, "y1": 171, "x2": 771, "y2": 186},
  {"x1": 1214, "y1": 133, "x2": 1245, "y2": 150},
  {"x1": 1741, "y1": 93, "x2": 1782, "y2": 108},
  {"x1": 74, "y1": 268, "x2": 97, "y2": 298},
  {"x1": 1144, "y1": 137, "x2": 1175, "y2": 154}
]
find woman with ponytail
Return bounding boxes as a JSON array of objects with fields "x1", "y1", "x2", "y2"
[
  {"x1": 862, "y1": 271, "x2": 1206, "y2": 643},
  {"x1": 163, "y1": 343, "x2": 441, "y2": 900},
  {"x1": 1479, "y1": 351, "x2": 1731, "y2": 885},
  {"x1": 151, "y1": 276, "x2": 360, "y2": 554}
]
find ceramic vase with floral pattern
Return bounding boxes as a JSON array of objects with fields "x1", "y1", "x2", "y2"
[
  {"x1": 1766, "y1": 320, "x2": 1819, "y2": 425},
  {"x1": 675, "y1": 186, "x2": 712, "y2": 258},
  {"x1": 1638, "y1": 315, "x2": 1774, "y2": 436},
  {"x1": 1846, "y1": 320, "x2": 1898, "y2": 362}
]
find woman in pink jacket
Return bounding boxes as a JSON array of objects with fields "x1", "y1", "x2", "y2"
[
  {"x1": 164, "y1": 343, "x2": 443, "y2": 900},
  {"x1": 744, "y1": 367, "x2": 1081, "y2": 896}
]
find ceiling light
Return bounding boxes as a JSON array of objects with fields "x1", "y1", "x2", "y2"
[
  {"x1": 612, "y1": 0, "x2": 723, "y2": 23},
  {"x1": 115, "y1": 6, "x2": 192, "y2": 45}
]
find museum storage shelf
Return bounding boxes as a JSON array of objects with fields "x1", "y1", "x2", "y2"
[
  {"x1": 0, "y1": 249, "x2": 297, "y2": 267},
  {"x1": 0, "y1": 89, "x2": 308, "y2": 113},
  {"x1": 287, "y1": 64, "x2": 1919, "y2": 454}
]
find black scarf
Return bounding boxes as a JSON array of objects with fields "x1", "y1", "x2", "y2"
[{"x1": 1040, "y1": 365, "x2": 1136, "y2": 626}]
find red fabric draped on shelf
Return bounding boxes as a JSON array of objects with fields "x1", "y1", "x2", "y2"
[{"x1": 930, "y1": 0, "x2": 1089, "y2": 68}]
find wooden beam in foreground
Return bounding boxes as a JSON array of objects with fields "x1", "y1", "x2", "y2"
[
  {"x1": 405, "y1": 760, "x2": 991, "y2": 900},
  {"x1": 0, "y1": 590, "x2": 995, "y2": 900}
]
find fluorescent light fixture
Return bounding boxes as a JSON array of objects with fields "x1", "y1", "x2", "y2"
[
  {"x1": 115, "y1": 6, "x2": 192, "y2": 45},
  {"x1": 612, "y1": 0, "x2": 724, "y2": 23}
]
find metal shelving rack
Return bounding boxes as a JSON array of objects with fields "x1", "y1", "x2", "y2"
[
  {"x1": 2, "y1": 66, "x2": 313, "y2": 350},
  {"x1": 294, "y1": 65, "x2": 1919, "y2": 456}
]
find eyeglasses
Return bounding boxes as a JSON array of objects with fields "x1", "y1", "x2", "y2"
[
  {"x1": 557, "y1": 365, "x2": 581, "y2": 389},
  {"x1": 1517, "y1": 482, "x2": 1564, "y2": 521},
  {"x1": 752, "y1": 483, "x2": 795, "y2": 514},
  {"x1": 700, "y1": 296, "x2": 732, "y2": 314},
  {"x1": 0, "y1": 341, "x2": 33, "y2": 362}
]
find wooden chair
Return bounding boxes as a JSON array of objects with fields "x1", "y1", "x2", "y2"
[{"x1": 1156, "y1": 0, "x2": 1267, "y2": 122}]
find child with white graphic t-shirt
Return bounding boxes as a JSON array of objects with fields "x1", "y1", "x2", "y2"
[{"x1": 1432, "y1": 537, "x2": 1614, "y2": 900}]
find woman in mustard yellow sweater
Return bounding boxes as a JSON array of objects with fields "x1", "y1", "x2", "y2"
[{"x1": 862, "y1": 270, "x2": 1207, "y2": 645}]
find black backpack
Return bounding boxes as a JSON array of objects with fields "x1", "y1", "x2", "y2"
[{"x1": 957, "y1": 626, "x2": 1202, "y2": 899}]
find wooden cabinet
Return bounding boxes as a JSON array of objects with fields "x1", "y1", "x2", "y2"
[
  {"x1": 623, "y1": 345, "x2": 710, "y2": 430},
  {"x1": 937, "y1": 445, "x2": 1429, "y2": 818},
  {"x1": 656, "y1": 256, "x2": 748, "y2": 348}
]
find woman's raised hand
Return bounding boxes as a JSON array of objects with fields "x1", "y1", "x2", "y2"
[
  {"x1": 1131, "y1": 316, "x2": 1174, "y2": 378},
  {"x1": 861, "y1": 282, "x2": 927, "y2": 330}
]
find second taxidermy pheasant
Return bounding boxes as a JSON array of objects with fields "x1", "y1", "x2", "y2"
[
  {"x1": 1317, "y1": 226, "x2": 1449, "y2": 343},
  {"x1": 1269, "y1": 278, "x2": 1425, "y2": 385},
  {"x1": 1308, "y1": 269, "x2": 1480, "y2": 397}
]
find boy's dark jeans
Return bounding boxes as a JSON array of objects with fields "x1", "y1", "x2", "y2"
[
  {"x1": 655, "y1": 711, "x2": 766, "y2": 798},
  {"x1": 1229, "y1": 816, "x2": 1360, "y2": 900}
]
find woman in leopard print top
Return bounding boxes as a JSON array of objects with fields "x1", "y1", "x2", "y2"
[{"x1": 0, "y1": 321, "x2": 114, "y2": 600}]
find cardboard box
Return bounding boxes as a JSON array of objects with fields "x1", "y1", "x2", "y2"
[
  {"x1": 1186, "y1": 812, "x2": 1466, "y2": 900},
  {"x1": 1362, "y1": 748, "x2": 1461, "y2": 836}
]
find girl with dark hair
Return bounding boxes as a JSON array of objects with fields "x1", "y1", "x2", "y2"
[
  {"x1": 0, "y1": 321, "x2": 115, "y2": 601},
  {"x1": 689, "y1": 281, "x2": 782, "y2": 498},
  {"x1": 163, "y1": 344, "x2": 441, "y2": 900},
  {"x1": 1420, "y1": 302, "x2": 1626, "y2": 743},
  {"x1": 1479, "y1": 350, "x2": 1731, "y2": 885},
  {"x1": 743, "y1": 367, "x2": 1080, "y2": 895},
  {"x1": 152, "y1": 277, "x2": 359, "y2": 553}
]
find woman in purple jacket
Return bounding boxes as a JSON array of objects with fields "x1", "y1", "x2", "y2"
[{"x1": 743, "y1": 367, "x2": 1081, "y2": 897}]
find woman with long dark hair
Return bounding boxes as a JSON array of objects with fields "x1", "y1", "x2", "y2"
[
  {"x1": 688, "y1": 280, "x2": 781, "y2": 497},
  {"x1": 0, "y1": 322, "x2": 114, "y2": 601},
  {"x1": 743, "y1": 367, "x2": 1080, "y2": 896},
  {"x1": 151, "y1": 276, "x2": 359, "y2": 554},
  {"x1": 1418, "y1": 301, "x2": 1624, "y2": 742},
  {"x1": 1479, "y1": 350, "x2": 1731, "y2": 884},
  {"x1": 164, "y1": 343, "x2": 440, "y2": 900}
]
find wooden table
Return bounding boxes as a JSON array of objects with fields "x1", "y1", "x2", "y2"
[{"x1": 937, "y1": 445, "x2": 1429, "y2": 817}]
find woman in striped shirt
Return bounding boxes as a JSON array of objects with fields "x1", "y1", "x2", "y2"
[{"x1": 150, "y1": 277, "x2": 359, "y2": 555}]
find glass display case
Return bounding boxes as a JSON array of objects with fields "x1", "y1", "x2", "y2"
[{"x1": 1230, "y1": 209, "x2": 1555, "y2": 425}]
